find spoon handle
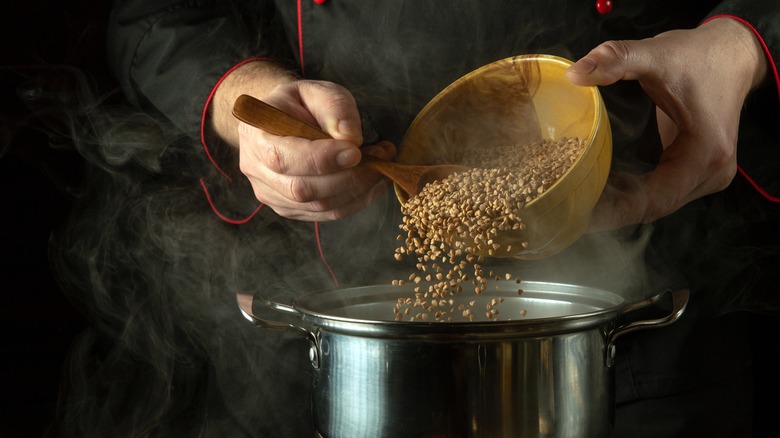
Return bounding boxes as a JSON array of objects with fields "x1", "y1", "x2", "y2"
[{"x1": 232, "y1": 94, "x2": 331, "y2": 141}]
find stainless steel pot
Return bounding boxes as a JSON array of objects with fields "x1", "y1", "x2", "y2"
[{"x1": 237, "y1": 281, "x2": 688, "y2": 438}]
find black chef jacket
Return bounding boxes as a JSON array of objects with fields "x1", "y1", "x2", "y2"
[{"x1": 95, "y1": 1, "x2": 780, "y2": 436}]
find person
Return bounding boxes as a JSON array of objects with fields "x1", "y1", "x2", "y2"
[{"x1": 49, "y1": 1, "x2": 778, "y2": 436}]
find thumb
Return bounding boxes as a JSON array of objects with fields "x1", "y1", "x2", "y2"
[
  {"x1": 566, "y1": 40, "x2": 651, "y2": 87},
  {"x1": 318, "y1": 102, "x2": 363, "y2": 145},
  {"x1": 299, "y1": 81, "x2": 364, "y2": 146}
]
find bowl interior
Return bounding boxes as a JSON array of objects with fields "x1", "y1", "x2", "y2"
[
  {"x1": 396, "y1": 54, "x2": 599, "y2": 199},
  {"x1": 393, "y1": 55, "x2": 610, "y2": 259}
]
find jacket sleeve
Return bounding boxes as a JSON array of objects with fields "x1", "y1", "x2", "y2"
[
  {"x1": 707, "y1": 0, "x2": 780, "y2": 202},
  {"x1": 106, "y1": 0, "x2": 293, "y2": 138}
]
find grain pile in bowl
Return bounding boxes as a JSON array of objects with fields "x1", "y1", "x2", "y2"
[{"x1": 392, "y1": 137, "x2": 586, "y2": 321}]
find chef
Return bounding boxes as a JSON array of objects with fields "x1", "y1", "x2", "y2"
[{"x1": 65, "y1": 0, "x2": 779, "y2": 436}]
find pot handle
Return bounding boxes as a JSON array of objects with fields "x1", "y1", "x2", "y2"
[
  {"x1": 237, "y1": 291, "x2": 321, "y2": 368},
  {"x1": 604, "y1": 288, "x2": 689, "y2": 367}
]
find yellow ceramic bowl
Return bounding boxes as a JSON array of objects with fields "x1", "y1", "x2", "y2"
[{"x1": 395, "y1": 54, "x2": 612, "y2": 259}]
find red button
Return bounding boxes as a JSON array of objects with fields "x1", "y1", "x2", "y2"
[
  {"x1": 596, "y1": 0, "x2": 612, "y2": 14},
  {"x1": 313, "y1": 0, "x2": 326, "y2": 4}
]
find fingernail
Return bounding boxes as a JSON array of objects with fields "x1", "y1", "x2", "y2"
[
  {"x1": 336, "y1": 148, "x2": 360, "y2": 167},
  {"x1": 568, "y1": 57, "x2": 597, "y2": 74}
]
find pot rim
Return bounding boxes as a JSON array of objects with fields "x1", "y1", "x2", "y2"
[
  {"x1": 238, "y1": 285, "x2": 688, "y2": 366},
  {"x1": 288, "y1": 280, "x2": 629, "y2": 338}
]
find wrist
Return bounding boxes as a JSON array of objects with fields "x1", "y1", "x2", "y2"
[
  {"x1": 209, "y1": 59, "x2": 297, "y2": 147},
  {"x1": 702, "y1": 17, "x2": 768, "y2": 91}
]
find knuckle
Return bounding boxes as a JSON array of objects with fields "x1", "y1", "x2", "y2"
[
  {"x1": 708, "y1": 143, "x2": 734, "y2": 169},
  {"x1": 287, "y1": 177, "x2": 315, "y2": 203},
  {"x1": 711, "y1": 163, "x2": 737, "y2": 192},
  {"x1": 328, "y1": 208, "x2": 352, "y2": 221},
  {"x1": 705, "y1": 138, "x2": 738, "y2": 191},
  {"x1": 250, "y1": 186, "x2": 268, "y2": 205},
  {"x1": 237, "y1": 122, "x2": 251, "y2": 138},
  {"x1": 588, "y1": 40, "x2": 636, "y2": 82},
  {"x1": 238, "y1": 157, "x2": 252, "y2": 177},
  {"x1": 598, "y1": 40, "x2": 631, "y2": 63},
  {"x1": 306, "y1": 153, "x2": 325, "y2": 176},
  {"x1": 308, "y1": 199, "x2": 340, "y2": 219},
  {"x1": 302, "y1": 80, "x2": 355, "y2": 110},
  {"x1": 324, "y1": 93, "x2": 355, "y2": 113},
  {"x1": 645, "y1": 200, "x2": 676, "y2": 223},
  {"x1": 263, "y1": 142, "x2": 285, "y2": 173}
]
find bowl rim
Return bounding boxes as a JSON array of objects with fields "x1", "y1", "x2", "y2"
[{"x1": 395, "y1": 54, "x2": 605, "y2": 208}]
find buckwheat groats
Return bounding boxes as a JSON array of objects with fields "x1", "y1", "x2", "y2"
[{"x1": 392, "y1": 137, "x2": 586, "y2": 321}]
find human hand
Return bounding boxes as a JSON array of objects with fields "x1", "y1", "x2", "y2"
[
  {"x1": 566, "y1": 18, "x2": 768, "y2": 231},
  {"x1": 237, "y1": 80, "x2": 396, "y2": 221}
]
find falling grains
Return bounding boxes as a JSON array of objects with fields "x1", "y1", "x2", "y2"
[{"x1": 391, "y1": 137, "x2": 586, "y2": 321}]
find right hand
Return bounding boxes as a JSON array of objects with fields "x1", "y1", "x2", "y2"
[
  {"x1": 237, "y1": 80, "x2": 397, "y2": 221},
  {"x1": 567, "y1": 18, "x2": 768, "y2": 231}
]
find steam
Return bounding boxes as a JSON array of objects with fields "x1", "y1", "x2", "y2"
[
  {"x1": 17, "y1": 20, "x2": 650, "y2": 438},
  {"x1": 13, "y1": 4, "x2": 777, "y2": 438},
  {"x1": 25, "y1": 66, "x2": 398, "y2": 436}
]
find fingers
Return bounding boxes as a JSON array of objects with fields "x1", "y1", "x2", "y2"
[
  {"x1": 643, "y1": 133, "x2": 737, "y2": 220},
  {"x1": 239, "y1": 111, "x2": 398, "y2": 221},
  {"x1": 250, "y1": 165, "x2": 391, "y2": 221},
  {"x1": 270, "y1": 179, "x2": 391, "y2": 221},
  {"x1": 235, "y1": 78, "x2": 398, "y2": 221},
  {"x1": 241, "y1": 147, "x2": 390, "y2": 219},
  {"x1": 239, "y1": 126, "x2": 386, "y2": 201},
  {"x1": 240, "y1": 143, "x2": 362, "y2": 201},
  {"x1": 588, "y1": 171, "x2": 648, "y2": 232},
  {"x1": 238, "y1": 121, "x2": 360, "y2": 177},
  {"x1": 589, "y1": 133, "x2": 737, "y2": 231}
]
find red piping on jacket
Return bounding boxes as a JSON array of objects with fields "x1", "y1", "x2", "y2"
[
  {"x1": 703, "y1": 16, "x2": 780, "y2": 103},
  {"x1": 704, "y1": 14, "x2": 780, "y2": 204},
  {"x1": 199, "y1": 178, "x2": 264, "y2": 224},
  {"x1": 200, "y1": 56, "x2": 270, "y2": 184},
  {"x1": 199, "y1": 56, "x2": 268, "y2": 224},
  {"x1": 297, "y1": 0, "x2": 306, "y2": 76}
]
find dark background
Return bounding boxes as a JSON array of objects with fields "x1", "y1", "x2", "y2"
[
  {"x1": 1, "y1": 1, "x2": 107, "y2": 436},
  {"x1": 0, "y1": 2, "x2": 777, "y2": 437}
]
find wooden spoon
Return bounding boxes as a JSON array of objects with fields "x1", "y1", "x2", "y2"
[{"x1": 232, "y1": 94, "x2": 469, "y2": 198}]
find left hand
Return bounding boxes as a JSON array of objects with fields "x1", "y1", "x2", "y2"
[{"x1": 566, "y1": 17, "x2": 768, "y2": 231}]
